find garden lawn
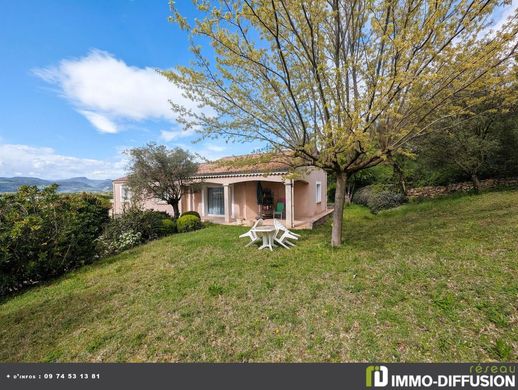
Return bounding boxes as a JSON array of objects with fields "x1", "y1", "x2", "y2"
[{"x1": 1, "y1": 190, "x2": 517, "y2": 362}]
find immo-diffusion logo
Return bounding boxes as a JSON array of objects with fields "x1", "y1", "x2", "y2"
[
  {"x1": 365, "y1": 365, "x2": 516, "y2": 388},
  {"x1": 366, "y1": 365, "x2": 389, "y2": 387}
]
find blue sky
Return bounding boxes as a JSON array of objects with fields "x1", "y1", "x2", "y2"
[
  {"x1": 0, "y1": 0, "x2": 515, "y2": 179},
  {"x1": 0, "y1": 0, "x2": 251, "y2": 179}
]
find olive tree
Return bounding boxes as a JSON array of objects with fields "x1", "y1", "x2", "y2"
[{"x1": 126, "y1": 143, "x2": 198, "y2": 218}]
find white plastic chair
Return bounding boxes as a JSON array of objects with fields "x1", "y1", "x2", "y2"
[
  {"x1": 239, "y1": 219, "x2": 263, "y2": 247},
  {"x1": 273, "y1": 219, "x2": 299, "y2": 248}
]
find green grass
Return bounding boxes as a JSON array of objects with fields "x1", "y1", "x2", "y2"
[{"x1": 1, "y1": 191, "x2": 517, "y2": 362}]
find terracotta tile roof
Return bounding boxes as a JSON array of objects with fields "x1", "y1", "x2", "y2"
[
  {"x1": 194, "y1": 154, "x2": 291, "y2": 177},
  {"x1": 113, "y1": 153, "x2": 297, "y2": 181}
]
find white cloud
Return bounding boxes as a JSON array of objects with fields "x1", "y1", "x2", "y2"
[
  {"x1": 160, "y1": 128, "x2": 195, "y2": 141},
  {"x1": 0, "y1": 143, "x2": 126, "y2": 180},
  {"x1": 0, "y1": 142, "x2": 231, "y2": 180},
  {"x1": 79, "y1": 110, "x2": 118, "y2": 134},
  {"x1": 33, "y1": 49, "x2": 198, "y2": 133}
]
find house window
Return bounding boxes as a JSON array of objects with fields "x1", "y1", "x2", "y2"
[
  {"x1": 207, "y1": 187, "x2": 224, "y2": 215},
  {"x1": 121, "y1": 185, "x2": 131, "y2": 201},
  {"x1": 316, "y1": 182, "x2": 322, "y2": 203}
]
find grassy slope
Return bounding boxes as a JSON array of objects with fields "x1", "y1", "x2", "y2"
[{"x1": 0, "y1": 191, "x2": 517, "y2": 362}]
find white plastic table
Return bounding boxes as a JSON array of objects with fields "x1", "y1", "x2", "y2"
[{"x1": 253, "y1": 226, "x2": 276, "y2": 251}]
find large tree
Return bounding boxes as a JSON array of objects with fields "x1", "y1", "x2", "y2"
[
  {"x1": 126, "y1": 143, "x2": 198, "y2": 218},
  {"x1": 165, "y1": 0, "x2": 517, "y2": 246},
  {"x1": 416, "y1": 64, "x2": 517, "y2": 191},
  {"x1": 418, "y1": 113, "x2": 501, "y2": 192}
]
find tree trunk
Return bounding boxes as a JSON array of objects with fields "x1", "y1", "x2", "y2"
[
  {"x1": 392, "y1": 161, "x2": 407, "y2": 195},
  {"x1": 345, "y1": 181, "x2": 355, "y2": 204},
  {"x1": 331, "y1": 171, "x2": 347, "y2": 247},
  {"x1": 471, "y1": 174, "x2": 481, "y2": 193},
  {"x1": 170, "y1": 201, "x2": 180, "y2": 218}
]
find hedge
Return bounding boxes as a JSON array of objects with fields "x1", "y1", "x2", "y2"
[{"x1": 0, "y1": 185, "x2": 110, "y2": 296}]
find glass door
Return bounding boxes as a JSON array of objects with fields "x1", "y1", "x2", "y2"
[{"x1": 207, "y1": 187, "x2": 224, "y2": 215}]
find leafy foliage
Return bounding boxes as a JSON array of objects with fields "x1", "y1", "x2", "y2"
[
  {"x1": 96, "y1": 230, "x2": 143, "y2": 258},
  {"x1": 410, "y1": 77, "x2": 517, "y2": 191},
  {"x1": 160, "y1": 218, "x2": 177, "y2": 235},
  {"x1": 396, "y1": 110, "x2": 518, "y2": 189},
  {"x1": 352, "y1": 184, "x2": 407, "y2": 213},
  {"x1": 180, "y1": 210, "x2": 201, "y2": 219},
  {"x1": 0, "y1": 185, "x2": 110, "y2": 296},
  {"x1": 328, "y1": 165, "x2": 394, "y2": 202},
  {"x1": 126, "y1": 143, "x2": 198, "y2": 218},
  {"x1": 177, "y1": 214, "x2": 202, "y2": 233}
]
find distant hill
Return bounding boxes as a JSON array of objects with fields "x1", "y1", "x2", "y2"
[{"x1": 0, "y1": 176, "x2": 113, "y2": 193}]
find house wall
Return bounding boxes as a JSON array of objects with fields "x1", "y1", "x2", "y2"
[
  {"x1": 180, "y1": 193, "x2": 188, "y2": 212},
  {"x1": 112, "y1": 181, "x2": 175, "y2": 216},
  {"x1": 141, "y1": 198, "x2": 174, "y2": 215},
  {"x1": 193, "y1": 191, "x2": 203, "y2": 215},
  {"x1": 232, "y1": 182, "x2": 247, "y2": 219},
  {"x1": 243, "y1": 181, "x2": 259, "y2": 220},
  {"x1": 232, "y1": 181, "x2": 284, "y2": 221},
  {"x1": 293, "y1": 168, "x2": 327, "y2": 219},
  {"x1": 112, "y1": 181, "x2": 132, "y2": 215}
]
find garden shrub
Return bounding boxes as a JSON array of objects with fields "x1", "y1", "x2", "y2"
[
  {"x1": 96, "y1": 229, "x2": 143, "y2": 257},
  {"x1": 160, "y1": 218, "x2": 177, "y2": 235},
  {"x1": 96, "y1": 209, "x2": 177, "y2": 256},
  {"x1": 115, "y1": 209, "x2": 170, "y2": 241},
  {"x1": 180, "y1": 210, "x2": 201, "y2": 219},
  {"x1": 177, "y1": 214, "x2": 202, "y2": 233},
  {"x1": 0, "y1": 185, "x2": 110, "y2": 296},
  {"x1": 352, "y1": 184, "x2": 407, "y2": 213}
]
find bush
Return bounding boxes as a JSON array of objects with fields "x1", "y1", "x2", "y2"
[
  {"x1": 0, "y1": 185, "x2": 110, "y2": 296},
  {"x1": 160, "y1": 218, "x2": 177, "y2": 235},
  {"x1": 96, "y1": 230, "x2": 143, "y2": 257},
  {"x1": 177, "y1": 214, "x2": 202, "y2": 233},
  {"x1": 180, "y1": 210, "x2": 201, "y2": 219},
  {"x1": 352, "y1": 184, "x2": 407, "y2": 213},
  {"x1": 95, "y1": 218, "x2": 143, "y2": 257},
  {"x1": 96, "y1": 209, "x2": 177, "y2": 256},
  {"x1": 115, "y1": 209, "x2": 170, "y2": 241}
]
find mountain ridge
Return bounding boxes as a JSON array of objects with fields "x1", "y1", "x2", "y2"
[{"x1": 0, "y1": 176, "x2": 113, "y2": 193}]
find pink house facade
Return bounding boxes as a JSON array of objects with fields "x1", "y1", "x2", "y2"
[{"x1": 112, "y1": 156, "x2": 332, "y2": 229}]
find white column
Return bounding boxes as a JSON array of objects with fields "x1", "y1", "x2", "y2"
[
  {"x1": 223, "y1": 184, "x2": 231, "y2": 223},
  {"x1": 231, "y1": 184, "x2": 235, "y2": 219},
  {"x1": 201, "y1": 186, "x2": 206, "y2": 217},
  {"x1": 284, "y1": 180, "x2": 294, "y2": 228}
]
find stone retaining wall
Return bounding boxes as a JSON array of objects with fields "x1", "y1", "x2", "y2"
[{"x1": 407, "y1": 177, "x2": 518, "y2": 199}]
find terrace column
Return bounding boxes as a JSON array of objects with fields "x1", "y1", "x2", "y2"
[
  {"x1": 201, "y1": 186, "x2": 206, "y2": 217},
  {"x1": 223, "y1": 184, "x2": 231, "y2": 223},
  {"x1": 284, "y1": 180, "x2": 294, "y2": 228}
]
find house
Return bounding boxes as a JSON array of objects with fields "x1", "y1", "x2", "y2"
[{"x1": 112, "y1": 155, "x2": 332, "y2": 229}]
